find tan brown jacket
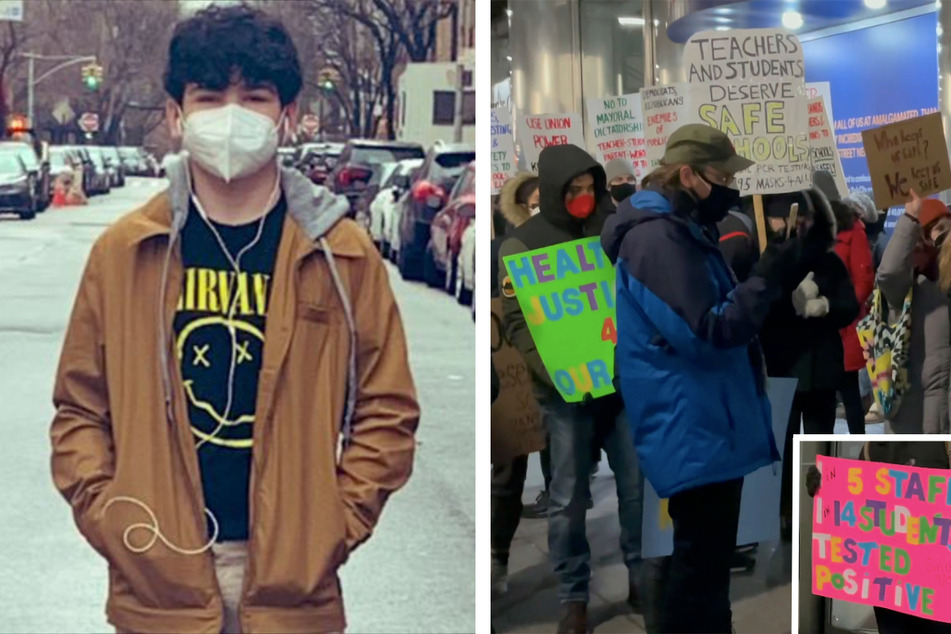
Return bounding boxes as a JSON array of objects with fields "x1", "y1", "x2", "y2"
[{"x1": 50, "y1": 157, "x2": 420, "y2": 633}]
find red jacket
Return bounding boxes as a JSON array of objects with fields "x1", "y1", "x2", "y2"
[{"x1": 834, "y1": 222, "x2": 875, "y2": 372}]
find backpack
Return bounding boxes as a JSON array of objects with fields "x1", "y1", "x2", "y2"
[
  {"x1": 856, "y1": 287, "x2": 913, "y2": 417},
  {"x1": 728, "y1": 209, "x2": 755, "y2": 234}
]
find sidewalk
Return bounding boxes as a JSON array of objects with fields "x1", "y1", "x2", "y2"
[{"x1": 491, "y1": 419, "x2": 884, "y2": 633}]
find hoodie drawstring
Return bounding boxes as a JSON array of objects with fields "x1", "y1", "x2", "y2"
[{"x1": 321, "y1": 236, "x2": 358, "y2": 463}]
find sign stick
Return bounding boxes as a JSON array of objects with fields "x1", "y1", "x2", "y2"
[
  {"x1": 753, "y1": 195, "x2": 768, "y2": 254},
  {"x1": 786, "y1": 203, "x2": 799, "y2": 240}
]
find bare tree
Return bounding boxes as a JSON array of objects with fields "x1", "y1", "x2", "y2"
[
  {"x1": 303, "y1": 0, "x2": 454, "y2": 140},
  {"x1": 20, "y1": 0, "x2": 176, "y2": 144},
  {"x1": 0, "y1": 11, "x2": 45, "y2": 136}
]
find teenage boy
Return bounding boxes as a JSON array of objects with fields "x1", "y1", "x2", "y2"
[{"x1": 50, "y1": 6, "x2": 419, "y2": 634}]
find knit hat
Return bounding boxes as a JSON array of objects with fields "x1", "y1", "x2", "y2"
[
  {"x1": 846, "y1": 191, "x2": 879, "y2": 225},
  {"x1": 812, "y1": 170, "x2": 840, "y2": 202},
  {"x1": 919, "y1": 198, "x2": 951, "y2": 230},
  {"x1": 604, "y1": 158, "x2": 635, "y2": 184}
]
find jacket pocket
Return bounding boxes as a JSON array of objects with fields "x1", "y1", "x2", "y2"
[{"x1": 298, "y1": 301, "x2": 335, "y2": 324}]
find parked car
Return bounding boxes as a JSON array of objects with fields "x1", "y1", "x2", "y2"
[
  {"x1": 456, "y1": 221, "x2": 475, "y2": 307},
  {"x1": 278, "y1": 146, "x2": 299, "y2": 169},
  {"x1": 0, "y1": 154, "x2": 37, "y2": 219},
  {"x1": 356, "y1": 161, "x2": 398, "y2": 234},
  {"x1": 430, "y1": 161, "x2": 475, "y2": 294},
  {"x1": 0, "y1": 141, "x2": 51, "y2": 212},
  {"x1": 99, "y1": 146, "x2": 126, "y2": 187},
  {"x1": 87, "y1": 147, "x2": 118, "y2": 190},
  {"x1": 66, "y1": 146, "x2": 110, "y2": 195},
  {"x1": 299, "y1": 142, "x2": 344, "y2": 185},
  {"x1": 396, "y1": 142, "x2": 475, "y2": 283},
  {"x1": 369, "y1": 158, "x2": 423, "y2": 255},
  {"x1": 329, "y1": 140, "x2": 425, "y2": 215}
]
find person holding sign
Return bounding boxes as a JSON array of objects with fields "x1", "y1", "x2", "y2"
[
  {"x1": 806, "y1": 442, "x2": 951, "y2": 633},
  {"x1": 754, "y1": 186, "x2": 859, "y2": 538},
  {"x1": 878, "y1": 191, "x2": 951, "y2": 434},
  {"x1": 499, "y1": 144, "x2": 643, "y2": 634},
  {"x1": 600, "y1": 124, "x2": 793, "y2": 633}
]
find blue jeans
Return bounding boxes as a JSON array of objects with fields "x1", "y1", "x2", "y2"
[{"x1": 542, "y1": 398, "x2": 643, "y2": 603}]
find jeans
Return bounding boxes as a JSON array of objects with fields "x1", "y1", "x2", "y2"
[
  {"x1": 839, "y1": 370, "x2": 865, "y2": 435},
  {"x1": 542, "y1": 398, "x2": 643, "y2": 603},
  {"x1": 114, "y1": 540, "x2": 248, "y2": 634},
  {"x1": 782, "y1": 389, "x2": 837, "y2": 519},
  {"x1": 491, "y1": 454, "x2": 529, "y2": 565},
  {"x1": 660, "y1": 479, "x2": 744, "y2": 633},
  {"x1": 874, "y1": 606, "x2": 951, "y2": 634}
]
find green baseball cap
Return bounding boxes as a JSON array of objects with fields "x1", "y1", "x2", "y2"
[{"x1": 662, "y1": 124, "x2": 755, "y2": 175}]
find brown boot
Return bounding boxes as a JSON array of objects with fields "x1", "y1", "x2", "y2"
[{"x1": 557, "y1": 601, "x2": 589, "y2": 634}]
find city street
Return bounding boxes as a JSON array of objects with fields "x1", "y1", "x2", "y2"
[{"x1": 0, "y1": 178, "x2": 474, "y2": 633}]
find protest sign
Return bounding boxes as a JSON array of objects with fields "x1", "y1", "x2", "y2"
[
  {"x1": 861, "y1": 112, "x2": 951, "y2": 209},
  {"x1": 684, "y1": 29, "x2": 811, "y2": 195},
  {"x1": 806, "y1": 81, "x2": 833, "y2": 124},
  {"x1": 811, "y1": 454, "x2": 951, "y2": 623},
  {"x1": 641, "y1": 83, "x2": 690, "y2": 170},
  {"x1": 586, "y1": 94, "x2": 648, "y2": 181},
  {"x1": 491, "y1": 108, "x2": 518, "y2": 195},
  {"x1": 501, "y1": 237, "x2": 616, "y2": 403},
  {"x1": 517, "y1": 112, "x2": 585, "y2": 173},
  {"x1": 491, "y1": 298, "x2": 545, "y2": 464},
  {"x1": 641, "y1": 377, "x2": 797, "y2": 558},
  {"x1": 809, "y1": 97, "x2": 849, "y2": 198}
]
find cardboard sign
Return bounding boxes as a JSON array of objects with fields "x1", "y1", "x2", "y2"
[
  {"x1": 501, "y1": 237, "x2": 616, "y2": 403},
  {"x1": 806, "y1": 81, "x2": 833, "y2": 124},
  {"x1": 491, "y1": 298, "x2": 545, "y2": 464},
  {"x1": 811, "y1": 454, "x2": 951, "y2": 623},
  {"x1": 642, "y1": 377, "x2": 797, "y2": 557},
  {"x1": 809, "y1": 97, "x2": 849, "y2": 198},
  {"x1": 861, "y1": 113, "x2": 951, "y2": 209},
  {"x1": 491, "y1": 108, "x2": 518, "y2": 195},
  {"x1": 586, "y1": 94, "x2": 648, "y2": 181},
  {"x1": 684, "y1": 29, "x2": 811, "y2": 195},
  {"x1": 641, "y1": 83, "x2": 690, "y2": 171},
  {"x1": 518, "y1": 112, "x2": 585, "y2": 173}
]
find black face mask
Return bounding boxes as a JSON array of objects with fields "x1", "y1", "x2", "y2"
[
  {"x1": 610, "y1": 182, "x2": 637, "y2": 202},
  {"x1": 693, "y1": 173, "x2": 741, "y2": 224}
]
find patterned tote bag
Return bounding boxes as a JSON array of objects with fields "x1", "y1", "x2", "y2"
[{"x1": 856, "y1": 287, "x2": 913, "y2": 417}]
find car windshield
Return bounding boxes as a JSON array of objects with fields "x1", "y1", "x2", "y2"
[
  {"x1": 0, "y1": 145, "x2": 38, "y2": 170},
  {"x1": 352, "y1": 145, "x2": 424, "y2": 165},
  {"x1": 451, "y1": 166, "x2": 475, "y2": 199},
  {"x1": 0, "y1": 155, "x2": 23, "y2": 175},
  {"x1": 86, "y1": 149, "x2": 105, "y2": 168},
  {"x1": 435, "y1": 152, "x2": 476, "y2": 172},
  {"x1": 50, "y1": 150, "x2": 69, "y2": 169}
]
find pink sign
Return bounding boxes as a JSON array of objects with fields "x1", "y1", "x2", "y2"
[{"x1": 812, "y1": 455, "x2": 951, "y2": 623}]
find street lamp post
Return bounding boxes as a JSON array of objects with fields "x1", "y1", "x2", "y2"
[{"x1": 21, "y1": 53, "x2": 97, "y2": 130}]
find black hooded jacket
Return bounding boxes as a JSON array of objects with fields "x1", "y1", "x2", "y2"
[
  {"x1": 753, "y1": 188, "x2": 860, "y2": 392},
  {"x1": 498, "y1": 144, "x2": 609, "y2": 401}
]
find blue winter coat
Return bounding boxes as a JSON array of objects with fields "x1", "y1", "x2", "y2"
[{"x1": 600, "y1": 188, "x2": 780, "y2": 498}]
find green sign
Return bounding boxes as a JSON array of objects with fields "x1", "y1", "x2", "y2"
[{"x1": 502, "y1": 237, "x2": 617, "y2": 403}]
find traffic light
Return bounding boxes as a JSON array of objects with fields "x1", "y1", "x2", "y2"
[
  {"x1": 81, "y1": 63, "x2": 103, "y2": 91},
  {"x1": 6, "y1": 114, "x2": 27, "y2": 135},
  {"x1": 317, "y1": 68, "x2": 336, "y2": 95}
]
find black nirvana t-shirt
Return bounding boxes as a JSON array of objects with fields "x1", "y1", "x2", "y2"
[{"x1": 173, "y1": 197, "x2": 286, "y2": 541}]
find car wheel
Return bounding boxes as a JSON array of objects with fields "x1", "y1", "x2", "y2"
[
  {"x1": 381, "y1": 240, "x2": 390, "y2": 259},
  {"x1": 19, "y1": 208, "x2": 35, "y2": 220},
  {"x1": 423, "y1": 246, "x2": 445, "y2": 288},
  {"x1": 455, "y1": 255, "x2": 473, "y2": 306}
]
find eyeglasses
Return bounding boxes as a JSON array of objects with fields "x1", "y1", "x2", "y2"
[{"x1": 702, "y1": 169, "x2": 736, "y2": 187}]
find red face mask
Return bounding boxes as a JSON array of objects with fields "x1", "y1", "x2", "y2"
[{"x1": 566, "y1": 194, "x2": 596, "y2": 219}]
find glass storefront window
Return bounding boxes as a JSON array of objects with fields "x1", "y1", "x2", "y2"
[{"x1": 579, "y1": 0, "x2": 646, "y2": 101}]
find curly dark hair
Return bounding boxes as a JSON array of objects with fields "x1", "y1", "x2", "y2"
[{"x1": 164, "y1": 3, "x2": 302, "y2": 106}]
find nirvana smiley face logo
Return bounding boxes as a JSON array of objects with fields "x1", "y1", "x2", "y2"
[{"x1": 176, "y1": 316, "x2": 265, "y2": 449}]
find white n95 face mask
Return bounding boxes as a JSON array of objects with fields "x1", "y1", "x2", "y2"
[{"x1": 180, "y1": 103, "x2": 282, "y2": 183}]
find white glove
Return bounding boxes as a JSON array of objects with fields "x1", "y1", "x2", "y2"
[
  {"x1": 792, "y1": 272, "x2": 820, "y2": 316},
  {"x1": 803, "y1": 296, "x2": 830, "y2": 318}
]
